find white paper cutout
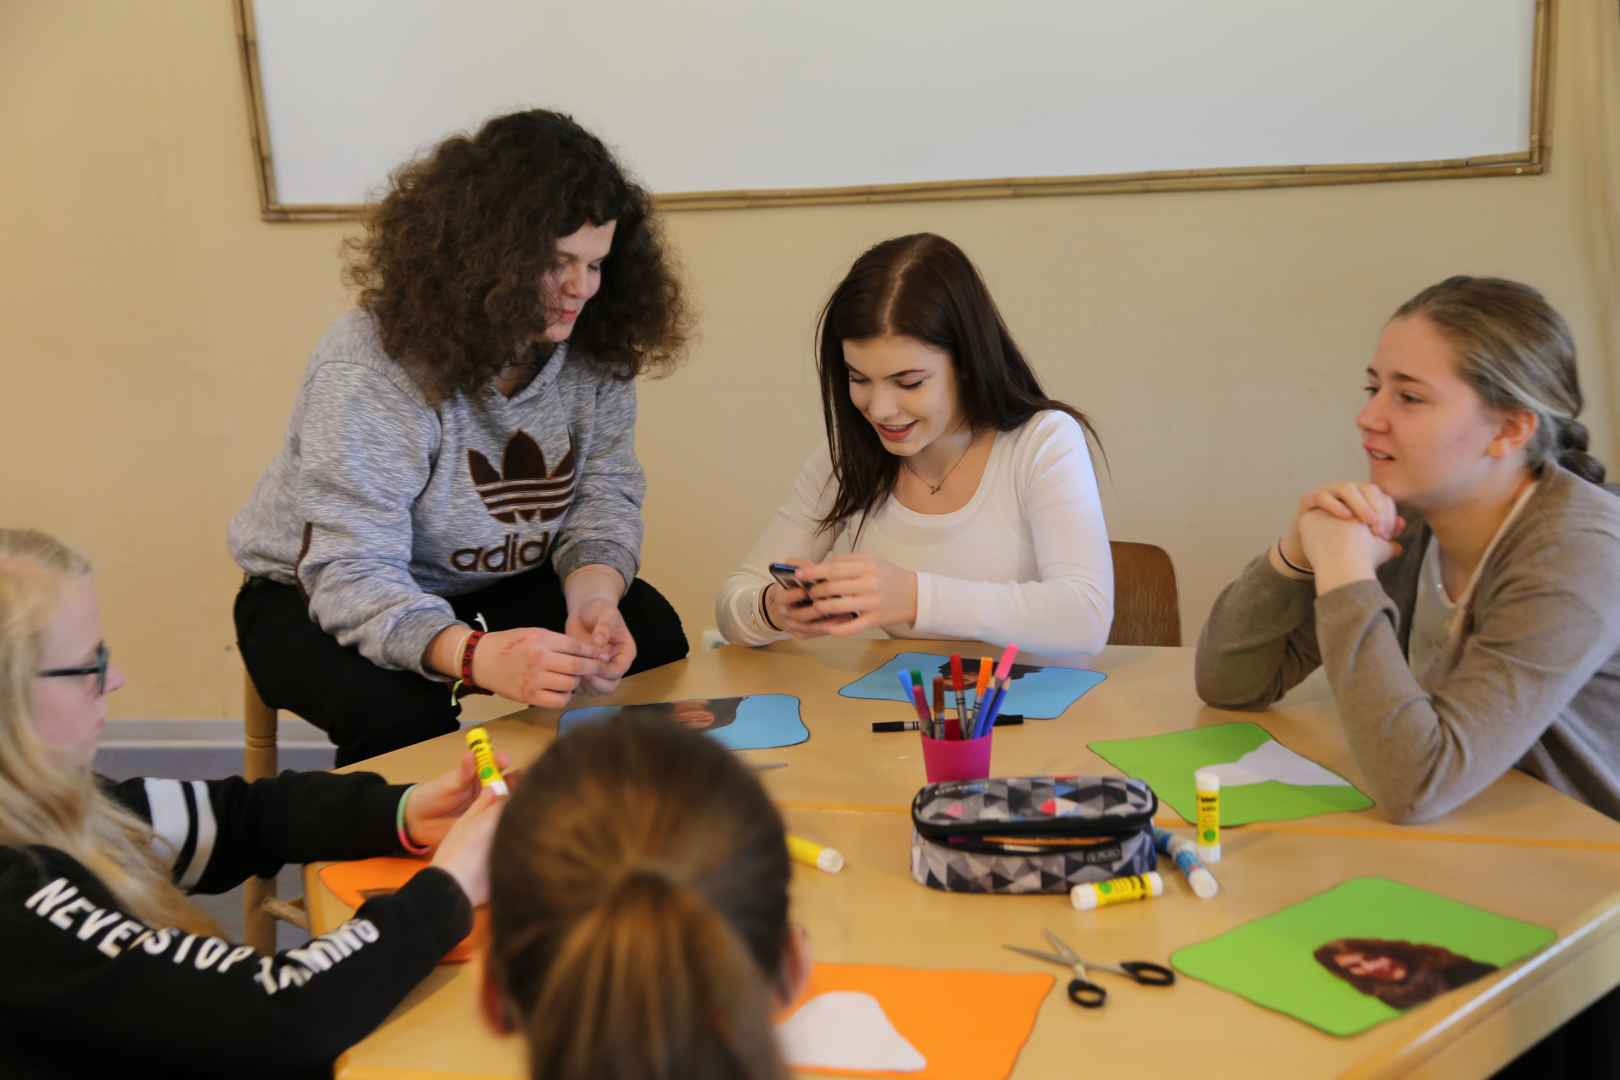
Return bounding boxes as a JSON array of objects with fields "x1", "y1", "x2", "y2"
[
  {"x1": 1205, "y1": 739, "x2": 1349, "y2": 788},
  {"x1": 778, "y1": 990, "x2": 927, "y2": 1072}
]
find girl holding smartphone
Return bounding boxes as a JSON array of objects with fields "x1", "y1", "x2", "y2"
[{"x1": 716, "y1": 233, "x2": 1113, "y2": 658}]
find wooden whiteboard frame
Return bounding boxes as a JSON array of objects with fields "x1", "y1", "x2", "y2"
[{"x1": 233, "y1": 0, "x2": 1554, "y2": 222}]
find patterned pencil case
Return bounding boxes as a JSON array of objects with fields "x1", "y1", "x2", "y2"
[{"x1": 909, "y1": 775, "x2": 1158, "y2": 894}]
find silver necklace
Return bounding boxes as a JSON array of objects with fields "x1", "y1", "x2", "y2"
[{"x1": 904, "y1": 435, "x2": 976, "y2": 495}]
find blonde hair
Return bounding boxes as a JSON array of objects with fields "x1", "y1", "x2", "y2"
[
  {"x1": 1394, "y1": 276, "x2": 1607, "y2": 484},
  {"x1": 488, "y1": 715, "x2": 791, "y2": 1080},
  {"x1": 0, "y1": 529, "x2": 214, "y2": 935}
]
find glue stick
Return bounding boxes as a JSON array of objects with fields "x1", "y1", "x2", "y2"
[
  {"x1": 787, "y1": 834, "x2": 845, "y2": 874},
  {"x1": 1070, "y1": 871, "x2": 1164, "y2": 911},
  {"x1": 1154, "y1": 827, "x2": 1220, "y2": 899},
  {"x1": 1194, "y1": 768, "x2": 1221, "y2": 863},
  {"x1": 465, "y1": 726, "x2": 509, "y2": 796}
]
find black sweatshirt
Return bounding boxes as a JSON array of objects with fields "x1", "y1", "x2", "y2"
[{"x1": 0, "y1": 770, "x2": 472, "y2": 1078}]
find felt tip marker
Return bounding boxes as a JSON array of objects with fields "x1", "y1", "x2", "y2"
[
  {"x1": 787, "y1": 834, "x2": 845, "y2": 874},
  {"x1": 874, "y1": 715, "x2": 1023, "y2": 733},
  {"x1": 465, "y1": 726, "x2": 509, "y2": 796}
]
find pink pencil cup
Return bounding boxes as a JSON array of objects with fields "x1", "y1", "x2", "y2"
[{"x1": 920, "y1": 730, "x2": 993, "y2": 784}]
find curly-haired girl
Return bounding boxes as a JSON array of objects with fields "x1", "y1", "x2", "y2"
[{"x1": 231, "y1": 109, "x2": 692, "y2": 765}]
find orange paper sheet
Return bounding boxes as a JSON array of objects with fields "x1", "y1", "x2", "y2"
[
  {"x1": 318, "y1": 856, "x2": 487, "y2": 963},
  {"x1": 780, "y1": 963, "x2": 1053, "y2": 1080}
]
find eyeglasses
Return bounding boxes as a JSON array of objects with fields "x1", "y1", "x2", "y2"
[{"x1": 37, "y1": 642, "x2": 110, "y2": 696}]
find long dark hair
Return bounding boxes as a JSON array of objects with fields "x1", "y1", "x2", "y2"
[
  {"x1": 487, "y1": 715, "x2": 791, "y2": 1080},
  {"x1": 345, "y1": 109, "x2": 690, "y2": 404},
  {"x1": 1314, "y1": 938, "x2": 1496, "y2": 1011},
  {"x1": 814, "y1": 233, "x2": 1100, "y2": 534}
]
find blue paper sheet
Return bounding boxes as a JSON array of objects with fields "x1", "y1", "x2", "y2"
[
  {"x1": 837, "y1": 652, "x2": 1104, "y2": 719},
  {"x1": 559, "y1": 693, "x2": 808, "y2": 750}
]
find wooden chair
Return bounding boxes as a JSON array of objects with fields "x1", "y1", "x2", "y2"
[
  {"x1": 243, "y1": 671, "x2": 308, "y2": 953},
  {"x1": 1107, "y1": 541, "x2": 1182, "y2": 647}
]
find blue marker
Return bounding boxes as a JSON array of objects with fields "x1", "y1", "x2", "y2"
[{"x1": 1154, "y1": 827, "x2": 1219, "y2": 899}]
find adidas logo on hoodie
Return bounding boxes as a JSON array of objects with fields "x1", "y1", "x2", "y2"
[
  {"x1": 450, "y1": 432, "x2": 576, "y2": 573},
  {"x1": 467, "y1": 432, "x2": 576, "y2": 524}
]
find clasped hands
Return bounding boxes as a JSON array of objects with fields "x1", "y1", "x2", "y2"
[{"x1": 1282, "y1": 481, "x2": 1407, "y2": 593}]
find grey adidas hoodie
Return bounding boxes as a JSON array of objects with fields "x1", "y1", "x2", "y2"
[{"x1": 229, "y1": 310, "x2": 644, "y2": 677}]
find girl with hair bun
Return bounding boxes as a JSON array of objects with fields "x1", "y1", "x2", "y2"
[
  {"x1": 1197, "y1": 276, "x2": 1620, "y2": 823},
  {"x1": 482, "y1": 714, "x2": 807, "y2": 1080}
]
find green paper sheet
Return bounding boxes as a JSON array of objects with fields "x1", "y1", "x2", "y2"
[
  {"x1": 1088, "y1": 721, "x2": 1372, "y2": 824},
  {"x1": 1172, "y1": 877, "x2": 1555, "y2": 1036}
]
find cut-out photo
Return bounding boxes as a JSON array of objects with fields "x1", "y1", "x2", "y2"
[
  {"x1": 1088, "y1": 721, "x2": 1373, "y2": 824},
  {"x1": 1313, "y1": 938, "x2": 1497, "y2": 1011},
  {"x1": 838, "y1": 652, "x2": 1104, "y2": 719},
  {"x1": 560, "y1": 694, "x2": 807, "y2": 751},
  {"x1": 1172, "y1": 877, "x2": 1554, "y2": 1036}
]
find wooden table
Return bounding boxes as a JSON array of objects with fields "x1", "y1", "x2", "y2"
[{"x1": 308, "y1": 640, "x2": 1620, "y2": 1079}]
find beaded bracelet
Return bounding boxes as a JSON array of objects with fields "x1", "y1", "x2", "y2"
[{"x1": 396, "y1": 784, "x2": 431, "y2": 855}]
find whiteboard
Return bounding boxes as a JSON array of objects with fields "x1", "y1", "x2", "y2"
[{"x1": 236, "y1": 0, "x2": 1548, "y2": 217}]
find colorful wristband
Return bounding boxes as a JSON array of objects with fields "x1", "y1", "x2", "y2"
[
  {"x1": 396, "y1": 784, "x2": 431, "y2": 855},
  {"x1": 460, "y1": 629, "x2": 486, "y2": 686}
]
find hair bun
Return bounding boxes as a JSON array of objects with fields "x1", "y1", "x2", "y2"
[
  {"x1": 1554, "y1": 419, "x2": 1607, "y2": 483},
  {"x1": 1557, "y1": 418, "x2": 1591, "y2": 453}
]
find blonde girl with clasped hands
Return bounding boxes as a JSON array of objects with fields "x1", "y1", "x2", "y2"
[{"x1": 1196, "y1": 277, "x2": 1620, "y2": 825}]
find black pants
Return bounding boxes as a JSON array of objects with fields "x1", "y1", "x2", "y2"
[{"x1": 235, "y1": 569, "x2": 688, "y2": 767}]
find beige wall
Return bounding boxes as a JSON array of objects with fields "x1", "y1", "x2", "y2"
[{"x1": 4, "y1": 1, "x2": 1616, "y2": 723}]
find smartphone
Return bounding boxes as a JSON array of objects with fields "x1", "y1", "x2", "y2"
[
  {"x1": 767, "y1": 562, "x2": 857, "y2": 620},
  {"x1": 768, "y1": 562, "x2": 816, "y2": 607}
]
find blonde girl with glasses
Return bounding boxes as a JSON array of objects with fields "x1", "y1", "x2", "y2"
[{"x1": 0, "y1": 528, "x2": 504, "y2": 1076}]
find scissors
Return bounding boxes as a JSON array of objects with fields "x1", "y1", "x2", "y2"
[{"x1": 1004, "y1": 929, "x2": 1175, "y2": 1008}]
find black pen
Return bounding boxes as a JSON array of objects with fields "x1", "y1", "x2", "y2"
[{"x1": 872, "y1": 715, "x2": 1023, "y2": 733}]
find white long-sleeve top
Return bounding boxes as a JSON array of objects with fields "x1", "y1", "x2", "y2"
[{"x1": 716, "y1": 411, "x2": 1113, "y2": 657}]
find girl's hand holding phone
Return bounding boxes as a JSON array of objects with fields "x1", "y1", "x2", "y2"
[
  {"x1": 764, "y1": 561, "x2": 835, "y2": 639},
  {"x1": 792, "y1": 554, "x2": 918, "y2": 637}
]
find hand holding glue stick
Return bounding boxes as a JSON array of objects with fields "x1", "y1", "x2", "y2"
[{"x1": 466, "y1": 726, "x2": 509, "y2": 796}]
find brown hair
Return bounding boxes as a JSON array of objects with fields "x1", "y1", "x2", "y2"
[
  {"x1": 1394, "y1": 276, "x2": 1606, "y2": 484},
  {"x1": 345, "y1": 109, "x2": 690, "y2": 404},
  {"x1": 487, "y1": 715, "x2": 791, "y2": 1080},
  {"x1": 815, "y1": 233, "x2": 1102, "y2": 534},
  {"x1": 1314, "y1": 937, "x2": 1496, "y2": 1010}
]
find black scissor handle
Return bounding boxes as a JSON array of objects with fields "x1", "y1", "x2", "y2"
[
  {"x1": 1067, "y1": 977, "x2": 1106, "y2": 1008},
  {"x1": 1121, "y1": 961, "x2": 1175, "y2": 986}
]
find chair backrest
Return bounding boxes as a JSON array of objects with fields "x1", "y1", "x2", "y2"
[{"x1": 1107, "y1": 541, "x2": 1182, "y2": 647}]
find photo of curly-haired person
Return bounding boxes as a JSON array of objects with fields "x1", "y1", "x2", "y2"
[{"x1": 1314, "y1": 938, "x2": 1497, "y2": 1010}]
